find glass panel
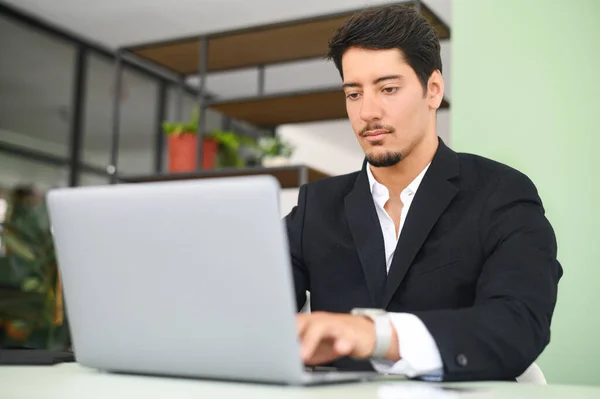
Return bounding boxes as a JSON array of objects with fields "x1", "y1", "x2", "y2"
[
  {"x1": 79, "y1": 172, "x2": 109, "y2": 186},
  {"x1": 0, "y1": 152, "x2": 68, "y2": 192},
  {"x1": 0, "y1": 14, "x2": 76, "y2": 158},
  {"x1": 82, "y1": 52, "x2": 158, "y2": 176}
]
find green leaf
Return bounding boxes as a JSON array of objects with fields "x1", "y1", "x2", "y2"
[
  {"x1": 182, "y1": 124, "x2": 197, "y2": 133},
  {"x1": 21, "y1": 277, "x2": 42, "y2": 292},
  {"x1": 2, "y1": 230, "x2": 36, "y2": 261},
  {"x1": 0, "y1": 290, "x2": 46, "y2": 322},
  {"x1": 162, "y1": 106, "x2": 200, "y2": 136}
]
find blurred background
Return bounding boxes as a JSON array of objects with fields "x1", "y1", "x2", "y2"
[{"x1": 0, "y1": 0, "x2": 598, "y2": 386}]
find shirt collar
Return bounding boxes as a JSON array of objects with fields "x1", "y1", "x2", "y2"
[{"x1": 366, "y1": 162, "x2": 431, "y2": 198}]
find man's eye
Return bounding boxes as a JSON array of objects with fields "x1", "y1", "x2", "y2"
[
  {"x1": 346, "y1": 93, "x2": 361, "y2": 100},
  {"x1": 383, "y1": 87, "x2": 398, "y2": 94}
]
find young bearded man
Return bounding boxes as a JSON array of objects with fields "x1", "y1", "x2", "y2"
[{"x1": 286, "y1": 5, "x2": 562, "y2": 382}]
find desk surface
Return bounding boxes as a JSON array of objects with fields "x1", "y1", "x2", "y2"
[{"x1": 2, "y1": 363, "x2": 599, "y2": 399}]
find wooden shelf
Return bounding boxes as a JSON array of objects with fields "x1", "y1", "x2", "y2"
[
  {"x1": 127, "y1": 2, "x2": 450, "y2": 75},
  {"x1": 120, "y1": 3, "x2": 451, "y2": 134},
  {"x1": 210, "y1": 88, "x2": 347, "y2": 126},
  {"x1": 119, "y1": 165, "x2": 331, "y2": 189},
  {"x1": 208, "y1": 88, "x2": 450, "y2": 127}
]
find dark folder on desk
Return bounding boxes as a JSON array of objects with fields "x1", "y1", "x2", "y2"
[{"x1": 0, "y1": 349, "x2": 75, "y2": 365}]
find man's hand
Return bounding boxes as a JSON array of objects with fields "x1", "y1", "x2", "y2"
[{"x1": 297, "y1": 311, "x2": 399, "y2": 366}]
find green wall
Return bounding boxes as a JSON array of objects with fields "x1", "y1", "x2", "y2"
[{"x1": 452, "y1": 0, "x2": 600, "y2": 386}]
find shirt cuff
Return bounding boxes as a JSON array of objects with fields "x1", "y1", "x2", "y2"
[{"x1": 370, "y1": 313, "x2": 444, "y2": 379}]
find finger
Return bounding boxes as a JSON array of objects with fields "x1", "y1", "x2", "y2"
[
  {"x1": 296, "y1": 314, "x2": 310, "y2": 337},
  {"x1": 297, "y1": 312, "x2": 327, "y2": 338},
  {"x1": 301, "y1": 320, "x2": 334, "y2": 362},
  {"x1": 331, "y1": 323, "x2": 357, "y2": 357},
  {"x1": 305, "y1": 341, "x2": 339, "y2": 366},
  {"x1": 304, "y1": 328, "x2": 354, "y2": 365},
  {"x1": 333, "y1": 336, "x2": 354, "y2": 357}
]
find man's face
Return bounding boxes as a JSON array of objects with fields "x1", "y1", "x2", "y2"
[{"x1": 341, "y1": 47, "x2": 442, "y2": 167}]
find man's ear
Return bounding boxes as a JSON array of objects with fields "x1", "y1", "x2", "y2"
[{"x1": 427, "y1": 70, "x2": 444, "y2": 110}]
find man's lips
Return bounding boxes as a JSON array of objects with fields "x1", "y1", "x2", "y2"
[{"x1": 363, "y1": 129, "x2": 390, "y2": 142}]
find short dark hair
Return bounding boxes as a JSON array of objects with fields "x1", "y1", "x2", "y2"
[{"x1": 327, "y1": 4, "x2": 442, "y2": 92}]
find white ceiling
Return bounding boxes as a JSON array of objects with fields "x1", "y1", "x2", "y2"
[{"x1": 2, "y1": 0, "x2": 451, "y2": 49}]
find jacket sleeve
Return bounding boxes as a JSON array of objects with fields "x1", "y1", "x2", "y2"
[
  {"x1": 284, "y1": 184, "x2": 310, "y2": 311},
  {"x1": 412, "y1": 170, "x2": 563, "y2": 381}
]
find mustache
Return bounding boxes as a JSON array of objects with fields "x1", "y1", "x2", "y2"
[{"x1": 359, "y1": 124, "x2": 395, "y2": 137}]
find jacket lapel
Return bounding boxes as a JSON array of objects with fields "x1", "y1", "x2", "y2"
[
  {"x1": 382, "y1": 140, "x2": 460, "y2": 308},
  {"x1": 344, "y1": 162, "x2": 388, "y2": 308}
]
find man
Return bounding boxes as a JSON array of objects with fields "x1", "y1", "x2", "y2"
[{"x1": 286, "y1": 5, "x2": 562, "y2": 382}]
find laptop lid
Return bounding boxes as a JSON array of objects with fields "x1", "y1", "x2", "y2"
[{"x1": 47, "y1": 176, "x2": 304, "y2": 384}]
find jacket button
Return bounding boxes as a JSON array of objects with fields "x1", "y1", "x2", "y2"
[{"x1": 456, "y1": 354, "x2": 468, "y2": 367}]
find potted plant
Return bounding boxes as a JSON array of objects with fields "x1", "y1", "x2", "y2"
[
  {"x1": 258, "y1": 136, "x2": 295, "y2": 167},
  {"x1": 0, "y1": 186, "x2": 70, "y2": 350},
  {"x1": 162, "y1": 108, "x2": 218, "y2": 173},
  {"x1": 210, "y1": 130, "x2": 261, "y2": 168}
]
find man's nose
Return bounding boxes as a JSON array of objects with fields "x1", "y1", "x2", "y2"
[{"x1": 359, "y1": 93, "x2": 383, "y2": 122}]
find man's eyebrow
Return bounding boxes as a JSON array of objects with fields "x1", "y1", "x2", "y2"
[
  {"x1": 373, "y1": 74, "x2": 403, "y2": 85},
  {"x1": 342, "y1": 82, "x2": 360, "y2": 89},
  {"x1": 342, "y1": 75, "x2": 404, "y2": 89}
]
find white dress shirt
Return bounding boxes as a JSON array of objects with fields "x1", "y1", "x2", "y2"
[{"x1": 365, "y1": 163, "x2": 444, "y2": 379}]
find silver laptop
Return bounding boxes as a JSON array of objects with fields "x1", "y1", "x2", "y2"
[{"x1": 46, "y1": 175, "x2": 379, "y2": 385}]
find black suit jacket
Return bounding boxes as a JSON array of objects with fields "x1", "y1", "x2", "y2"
[{"x1": 285, "y1": 139, "x2": 562, "y2": 382}]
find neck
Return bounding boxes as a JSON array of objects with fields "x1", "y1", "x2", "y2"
[{"x1": 369, "y1": 134, "x2": 438, "y2": 196}]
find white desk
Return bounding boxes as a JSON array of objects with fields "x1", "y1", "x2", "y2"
[{"x1": 2, "y1": 363, "x2": 599, "y2": 399}]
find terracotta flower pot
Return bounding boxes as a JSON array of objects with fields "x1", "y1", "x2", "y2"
[
  {"x1": 3, "y1": 320, "x2": 31, "y2": 342},
  {"x1": 168, "y1": 134, "x2": 218, "y2": 173}
]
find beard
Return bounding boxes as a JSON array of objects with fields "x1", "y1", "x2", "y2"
[
  {"x1": 366, "y1": 150, "x2": 403, "y2": 167},
  {"x1": 359, "y1": 123, "x2": 402, "y2": 167}
]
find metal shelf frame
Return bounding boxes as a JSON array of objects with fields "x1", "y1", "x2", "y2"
[
  {"x1": 0, "y1": 1, "x2": 202, "y2": 186},
  {"x1": 110, "y1": 0, "x2": 451, "y2": 179}
]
